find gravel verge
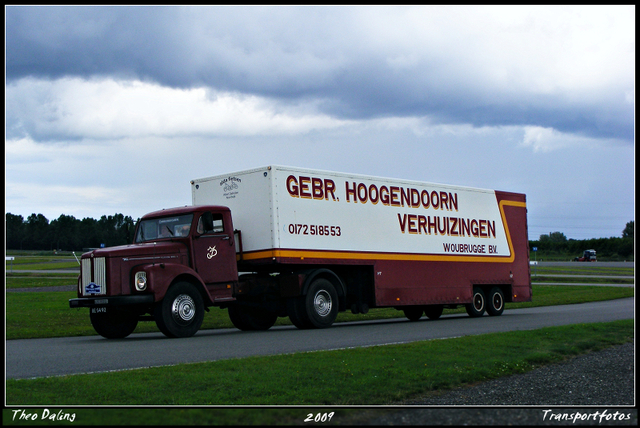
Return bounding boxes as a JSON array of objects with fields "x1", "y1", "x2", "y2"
[{"x1": 349, "y1": 342, "x2": 636, "y2": 426}]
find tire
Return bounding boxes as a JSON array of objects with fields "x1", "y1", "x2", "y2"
[
  {"x1": 423, "y1": 305, "x2": 444, "y2": 320},
  {"x1": 403, "y1": 306, "x2": 423, "y2": 321},
  {"x1": 486, "y1": 287, "x2": 505, "y2": 316},
  {"x1": 466, "y1": 287, "x2": 486, "y2": 318},
  {"x1": 287, "y1": 296, "x2": 313, "y2": 329},
  {"x1": 228, "y1": 304, "x2": 277, "y2": 331},
  {"x1": 90, "y1": 308, "x2": 138, "y2": 339},
  {"x1": 154, "y1": 282, "x2": 204, "y2": 338},
  {"x1": 304, "y1": 278, "x2": 339, "y2": 328}
]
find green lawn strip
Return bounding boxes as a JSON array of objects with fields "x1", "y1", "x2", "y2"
[
  {"x1": 5, "y1": 285, "x2": 635, "y2": 340},
  {"x1": 531, "y1": 266, "x2": 634, "y2": 276},
  {"x1": 531, "y1": 276, "x2": 634, "y2": 285},
  {"x1": 6, "y1": 276, "x2": 78, "y2": 289},
  {"x1": 6, "y1": 256, "x2": 76, "y2": 264},
  {"x1": 6, "y1": 261, "x2": 80, "y2": 270},
  {"x1": 511, "y1": 285, "x2": 633, "y2": 308},
  {"x1": 5, "y1": 320, "x2": 634, "y2": 408}
]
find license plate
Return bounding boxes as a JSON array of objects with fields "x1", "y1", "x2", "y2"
[{"x1": 91, "y1": 307, "x2": 107, "y2": 314}]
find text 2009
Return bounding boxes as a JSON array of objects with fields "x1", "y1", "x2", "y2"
[
  {"x1": 304, "y1": 412, "x2": 335, "y2": 423},
  {"x1": 288, "y1": 224, "x2": 341, "y2": 237}
]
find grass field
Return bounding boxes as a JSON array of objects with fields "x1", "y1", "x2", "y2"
[
  {"x1": 4, "y1": 255, "x2": 635, "y2": 425},
  {"x1": 4, "y1": 321, "x2": 634, "y2": 425}
]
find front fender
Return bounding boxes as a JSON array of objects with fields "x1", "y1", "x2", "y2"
[{"x1": 139, "y1": 263, "x2": 208, "y2": 303}]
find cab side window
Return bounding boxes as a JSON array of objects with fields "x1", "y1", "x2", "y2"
[{"x1": 197, "y1": 212, "x2": 225, "y2": 234}]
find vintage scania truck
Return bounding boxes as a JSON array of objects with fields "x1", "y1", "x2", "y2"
[{"x1": 70, "y1": 166, "x2": 531, "y2": 339}]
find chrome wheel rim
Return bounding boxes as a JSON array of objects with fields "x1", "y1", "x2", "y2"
[
  {"x1": 313, "y1": 290, "x2": 332, "y2": 317},
  {"x1": 172, "y1": 294, "x2": 196, "y2": 325}
]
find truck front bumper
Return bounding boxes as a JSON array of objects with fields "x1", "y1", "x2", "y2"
[{"x1": 69, "y1": 294, "x2": 155, "y2": 308}]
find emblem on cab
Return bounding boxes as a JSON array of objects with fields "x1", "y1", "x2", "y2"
[{"x1": 207, "y1": 246, "x2": 218, "y2": 259}]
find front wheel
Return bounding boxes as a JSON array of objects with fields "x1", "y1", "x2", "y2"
[
  {"x1": 154, "y1": 282, "x2": 204, "y2": 338},
  {"x1": 90, "y1": 308, "x2": 138, "y2": 339},
  {"x1": 466, "y1": 287, "x2": 486, "y2": 318}
]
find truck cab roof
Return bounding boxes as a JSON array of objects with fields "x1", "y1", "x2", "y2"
[{"x1": 141, "y1": 205, "x2": 230, "y2": 219}]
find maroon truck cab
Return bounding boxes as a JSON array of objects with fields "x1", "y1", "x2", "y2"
[{"x1": 69, "y1": 205, "x2": 238, "y2": 338}]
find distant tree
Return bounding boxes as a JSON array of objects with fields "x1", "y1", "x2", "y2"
[
  {"x1": 25, "y1": 213, "x2": 51, "y2": 250},
  {"x1": 539, "y1": 231, "x2": 567, "y2": 243},
  {"x1": 50, "y1": 214, "x2": 79, "y2": 251},
  {"x1": 97, "y1": 214, "x2": 136, "y2": 246},
  {"x1": 622, "y1": 221, "x2": 634, "y2": 238},
  {"x1": 5, "y1": 213, "x2": 25, "y2": 249}
]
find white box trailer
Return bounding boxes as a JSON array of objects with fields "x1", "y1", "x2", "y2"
[
  {"x1": 191, "y1": 165, "x2": 531, "y2": 322},
  {"x1": 192, "y1": 165, "x2": 517, "y2": 258}
]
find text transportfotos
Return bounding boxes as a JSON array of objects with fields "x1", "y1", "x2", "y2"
[{"x1": 542, "y1": 409, "x2": 631, "y2": 423}]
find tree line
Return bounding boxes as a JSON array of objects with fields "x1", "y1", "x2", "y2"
[
  {"x1": 530, "y1": 221, "x2": 634, "y2": 260},
  {"x1": 5, "y1": 213, "x2": 135, "y2": 251}
]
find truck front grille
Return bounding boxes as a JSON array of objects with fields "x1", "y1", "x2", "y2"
[
  {"x1": 81, "y1": 257, "x2": 106, "y2": 296},
  {"x1": 81, "y1": 259, "x2": 91, "y2": 290}
]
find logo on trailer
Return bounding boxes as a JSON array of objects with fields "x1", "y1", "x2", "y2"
[{"x1": 220, "y1": 176, "x2": 242, "y2": 199}]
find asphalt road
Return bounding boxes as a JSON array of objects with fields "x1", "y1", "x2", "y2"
[{"x1": 6, "y1": 297, "x2": 634, "y2": 380}]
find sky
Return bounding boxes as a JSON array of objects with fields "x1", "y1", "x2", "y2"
[{"x1": 5, "y1": 5, "x2": 635, "y2": 241}]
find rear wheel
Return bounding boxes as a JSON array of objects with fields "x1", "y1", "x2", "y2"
[
  {"x1": 90, "y1": 308, "x2": 138, "y2": 339},
  {"x1": 154, "y1": 282, "x2": 204, "y2": 338},
  {"x1": 287, "y1": 295, "x2": 313, "y2": 329},
  {"x1": 486, "y1": 287, "x2": 505, "y2": 316},
  {"x1": 466, "y1": 287, "x2": 486, "y2": 317},
  {"x1": 304, "y1": 278, "x2": 339, "y2": 328},
  {"x1": 423, "y1": 305, "x2": 444, "y2": 320},
  {"x1": 403, "y1": 306, "x2": 423, "y2": 321},
  {"x1": 228, "y1": 304, "x2": 277, "y2": 331}
]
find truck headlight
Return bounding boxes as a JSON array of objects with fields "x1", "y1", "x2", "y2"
[{"x1": 135, "y1": 272, "x2": 147, "y2": 291}]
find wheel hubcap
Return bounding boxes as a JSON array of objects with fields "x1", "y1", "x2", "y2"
[
  {"x1": 474, "y1": 293, "x2": 484, "y2": 311},
  {"x1": 313, "y1": 290, "x2": 332, "y2": 317},
  {"x1": 493, "y1": 294, "x2": 503, "y2": 311},
  {"x1": 171, "y1": 294, "x2": 196, "y2": 325}
]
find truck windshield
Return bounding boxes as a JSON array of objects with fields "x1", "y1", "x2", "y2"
[{"x1": 135, "y1": 214, "x2": 194, "y2": 243}]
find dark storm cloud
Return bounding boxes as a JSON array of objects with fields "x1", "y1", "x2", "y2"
[{"x1": 5, "y1": 6, "x2": 634, "y2": 142}]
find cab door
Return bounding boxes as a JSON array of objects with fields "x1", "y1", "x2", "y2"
[{"x1": 191, "y1": 210, "x2": 238, "y2": 286}]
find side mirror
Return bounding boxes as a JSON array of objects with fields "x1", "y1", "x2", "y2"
[{"x1": 201, "y1": 212, "x2": 214, "y2": 233}]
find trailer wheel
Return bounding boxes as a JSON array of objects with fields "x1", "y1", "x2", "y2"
[
  {"x1": 423, "y1": 305, "x2": 444, "y2": 320},
  {"x1": 154, "y1": 282, "x2": 204, "y2": 338},
  {"x1": 304, "y1": 278, "x2": 339, "y2": 328},
  {"x1": 486, "y1": 287, "x2": 505, "y2": 316},
  {"x1": 228, "y1": 304, "x2": 277, "y2": 331},
  {"x1": 403, "y1": 306, "x2": 423, "y2": 321},
  {"x1": 90, "y1": 309, "x2": 138, "y2": 339},
  {"x1": 466, "y1": 287, "x2": 486, "y2": 317}
]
